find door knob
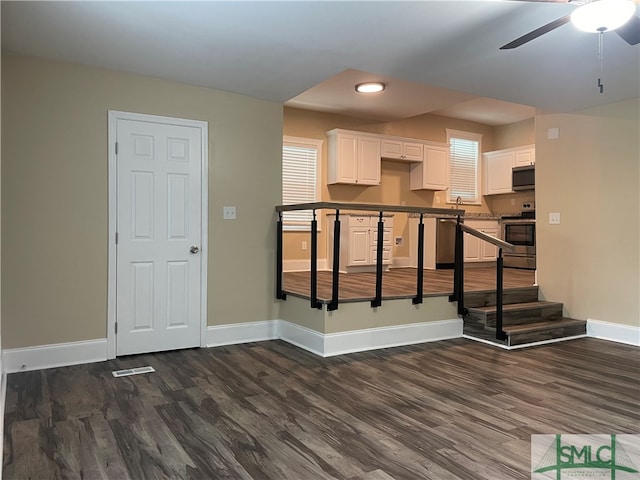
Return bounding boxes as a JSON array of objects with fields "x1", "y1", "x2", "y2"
[{"x1": 190, "y1": 245, "x2": 200, "y2": 254}]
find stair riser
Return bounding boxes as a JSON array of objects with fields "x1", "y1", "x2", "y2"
[
  {"x1": 508, "y1": 323, "x2": 587, "y2": 346},
  {"x1": 464, "y1": 287, "x2": 538, "y2": 308},
  {"x1": 468, "y1": 304, "x2": 564, "y2": 327}
]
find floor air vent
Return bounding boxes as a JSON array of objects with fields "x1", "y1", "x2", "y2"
[{"x1": 112, "y1": 366, "x2": 156, "y2": 378}]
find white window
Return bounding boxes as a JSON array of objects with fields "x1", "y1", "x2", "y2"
[
  {"x1": 282, "y1": 136, "x2": 322, "y2": 230},
  {"x1": 446, "y1": 129, "x2": 483, "y2": 205}
]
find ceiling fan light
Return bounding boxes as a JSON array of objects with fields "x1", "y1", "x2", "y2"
[
  {"x1": 355, "y1": 82, "x2": 385, "y2": 93},
  {"x1": 571, "y1": 0, "x2": 636, "y2": 33}
]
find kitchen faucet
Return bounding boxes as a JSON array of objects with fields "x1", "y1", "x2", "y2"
[{"x1": 456, "y1": 196, "x2": 462, "y2": 207}]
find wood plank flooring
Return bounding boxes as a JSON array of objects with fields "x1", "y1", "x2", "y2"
[
  {"x1": 283, "y1": 267, "x2": 535, "y2": 302},
  {"x1": 4, "y1": 338, "x2": 639, "y2": 479}
]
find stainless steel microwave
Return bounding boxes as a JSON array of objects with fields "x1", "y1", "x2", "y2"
[{"x1": 512, "y1": 165, "x2": 535, "y2": 191}]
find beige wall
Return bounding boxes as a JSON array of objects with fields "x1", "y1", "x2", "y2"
[
  {"x1": 493, "y1": 118, "x2": 535, "y2": 150},
  {"x1": 1, "y1": 54, "x2": 283, "y2": 349},
  {"x1": 536, "y1": 98, "x2": 639, "y2": 327}
]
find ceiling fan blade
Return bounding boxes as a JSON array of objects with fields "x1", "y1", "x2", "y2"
[
  {"x1": 616, "y1": 15, "x2": 640, "y2": 45},
  {"x1": 500, "y1": 14, "x2": 572, "y2": 49}
]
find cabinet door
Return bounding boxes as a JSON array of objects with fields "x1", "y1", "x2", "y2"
[
  {"x1": 424, "y1": 145, "x2": 449, "y2": 190},
  {"x1": 402, "y1": 142, "x2": 424, "y2": 162},
  {"x1": 464, "y1": 234, "x2": 481, "y2": 262},
  {"x1": 328, "y1": 133, "x2": 358, "y2": 184},
  {"x1": 380, "y1": 139, "x2": 403, "y2": 160},
  {"x1": 358, "y1": 136, "x2": 381, "y2": 185},
  {"x1": 515, "y1": 147, "x2": 535, "y2": 166},
  {"x1": 481, "y1": 227, "x2": 499, "y2": 260},
  {"x1": 410, "y1": 144, "x2": 449, "y2": 190},
  {"x1": 484, "y1": 152, "x2": 514, "y2": 195},
  {"x1": 348, "y1": 228, "x2": 370, "y2": 265}
]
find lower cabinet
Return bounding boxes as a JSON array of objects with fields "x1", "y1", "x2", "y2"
[
  {"x1": 463, "y1": 220, "x2": 500, "y2": 263},
  {"x1": 328, "y1": 214, "x2": 393, "y2": 272}
]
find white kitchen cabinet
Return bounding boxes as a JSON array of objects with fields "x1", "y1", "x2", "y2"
[
  {"x1": 328, "y1": 214, "x2": 394, "y2": 272},
  {"x1": 483, "y1": 145, "x2": 536, "y2": 195},
  {"x1": 381, "y1": 138, "x2": 423, "y2": 162},
  {"x1": 483, "y1": 150, "x2": 514, "y2": 195},
  {"x1": 514, "y1": 145, "x2": 535, "y2": 166},
  {"x1": 408, "y1": 217, "x2": 437, "y2": 269},
  {"x1": 463, "y1": 220, "x2": 500, "y2": 263},
  {"x1": 327, "y1": 129, "x2": 381, "y2": 185},
  {"x1": 410, "y1": 143, "x2": 450, "y2": 190}
]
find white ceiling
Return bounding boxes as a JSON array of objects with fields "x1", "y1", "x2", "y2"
[{"x1": 2, "y1": 1, "x2": 638, "y2": 125}]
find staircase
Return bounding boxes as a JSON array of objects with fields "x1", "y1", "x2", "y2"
[{"x1": 462, "y1": 286, "x2": 587, "y2": 347}]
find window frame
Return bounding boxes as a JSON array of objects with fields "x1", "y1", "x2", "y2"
[
  {"x1": 446, "y1": 129, "x2": 483, "y2": 205},
  {"x1": 282, "y1": 135, "x2": 323, "y2": 231}
]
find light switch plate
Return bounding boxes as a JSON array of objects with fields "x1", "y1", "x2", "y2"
[
  {"x1": 549, "y1": 212, "x2": 561, "y2": 225},
  {"x1": 223, "y1": 206, "x2": 236, "y2": 220}
]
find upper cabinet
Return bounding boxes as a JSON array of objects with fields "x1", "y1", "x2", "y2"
[
  {"x1": 514, "y1": 146, "x2": 535, "y2": 167},
  {"x1": 410, "y1": 143, "x2": 450, "y2": 191},
  {"x1": 327, "y1": 129, "x2": 381, "y2": 185},
  {"x1": 483, "y1": 150, "x2": 514, "y2": 195},
  {"x1": 483, "y1": 145, "x2": 535, "y2": 195},
  {"x1": 381, "y1": 138, "x2": 424, "y2": 162},
  {"x1": 326, "y1": 128, "x2": 450, "y2": 190}
]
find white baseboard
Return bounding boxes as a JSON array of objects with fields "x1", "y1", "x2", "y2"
[
  {"x1": 2, "y1": 338, "x2": 108, "y2": 373},
  {"x1": 587, "y1": 319, "x2": 640, "y2": 347},
  {"x1": 9, "y1": 319, "x2": 634, "y2": 375},
  {"x1": 322, "y1": 319, "x2": 462, "y2": 357},
  {"x1": 283, "y1": 259, "x2": 328, "y2": 272},
  {"x1": 206, "y1": 318, "x2": 462, "y2": 357},
  {"x1": 279, "y1": 321, "x2": 325, "y2": 356},
  {"x1": 206, "y1": 320, "x2": 280, "y2": 347},
  {"x1": 391, "y1": 256, "x2": 411, "y2": 268}
]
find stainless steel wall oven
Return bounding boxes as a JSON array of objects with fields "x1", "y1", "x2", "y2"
[{"x1": 501, "y1": 218, "x2": 536, "y2": 269}]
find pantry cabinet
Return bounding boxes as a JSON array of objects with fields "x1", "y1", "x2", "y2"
[
  {"x1": 328, "y1": 214, "x2": 394, "y2": 273},
  {"x1": 327, "y1": 129, "x2": 381, "y2": 185}
]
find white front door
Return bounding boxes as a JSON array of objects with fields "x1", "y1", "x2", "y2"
[{"x1": 113, "y1": 113, "x2": 206, "y2": 356}]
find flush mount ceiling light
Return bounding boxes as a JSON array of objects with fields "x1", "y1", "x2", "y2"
[
  {"x1": 355, "y1": 82, "x2": 385, "y2": 93},
  {"x1": 571, "y1": 0, "x2": 636, "y2": 33}
]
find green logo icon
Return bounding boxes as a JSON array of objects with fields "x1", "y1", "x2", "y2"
[{"x1": 532, "y1": 434, "x2": 639, "y2": 479}]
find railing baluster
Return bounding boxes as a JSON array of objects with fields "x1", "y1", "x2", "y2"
[
  {"x1": 450, "y1": 215, "x2": 466, "y2": 315},
  {"x1": 276, "y1": 212, "x2": 286, "y2": 300},
  {"x1": 413, "y1": 213, "x2": 424, "y2": 305},
  {"x1": 496, "y1": 248, "x2": 507, "y2": 341},
  {"x1": 310, "y1": 210, "x2": 321, "y2": 309},
  {"x1": 371, "y1": 212, "x2": 385, "y2": 308},
  {"x1": 328, "y1": 209, "x2": 341, "y2": 311}
]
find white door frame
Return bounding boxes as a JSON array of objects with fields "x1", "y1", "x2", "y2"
[{"x1": 107, "y1": 110, "x2": 208, "y2": 359}]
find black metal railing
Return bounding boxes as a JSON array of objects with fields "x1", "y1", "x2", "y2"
[
  {"x1": 275, "y1": 202, "x2": 515, "y2": 341},
  {"x1": 275, "y1": 202, "x2": 464, "y2": 311},
  {"x1": 449, "y1": 221, "x2": 516, "y2": 340}
]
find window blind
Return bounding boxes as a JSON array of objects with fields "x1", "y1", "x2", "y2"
[
  {"x1": 448, "y1": 136, "x2": 479, "y2": 203},
  {"x1": 282, "y1": 141, "x2": 318, "y2": 227}
]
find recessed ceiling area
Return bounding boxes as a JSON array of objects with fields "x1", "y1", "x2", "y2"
[
  {"x1": 285, "y1": 69, "x2": 537, "y2": 125},
  {"x1": 1, "y1": 1, "x2": 638, "y2": 126}
]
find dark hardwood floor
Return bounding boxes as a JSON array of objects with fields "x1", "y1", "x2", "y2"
[
  {"x1": 283, "y1": 267, "x2": 535, "y2": 302},
  {"x1": 4, "y1": 338, "x2": 639, "y2": 479}
]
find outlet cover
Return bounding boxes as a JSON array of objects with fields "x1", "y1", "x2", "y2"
[
  {"x1": 223, "y1": 206, "x2": 237, "y2": 220},
  {"x1": 549, "y1": 212, "x2": 561, "y2": 225}
]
